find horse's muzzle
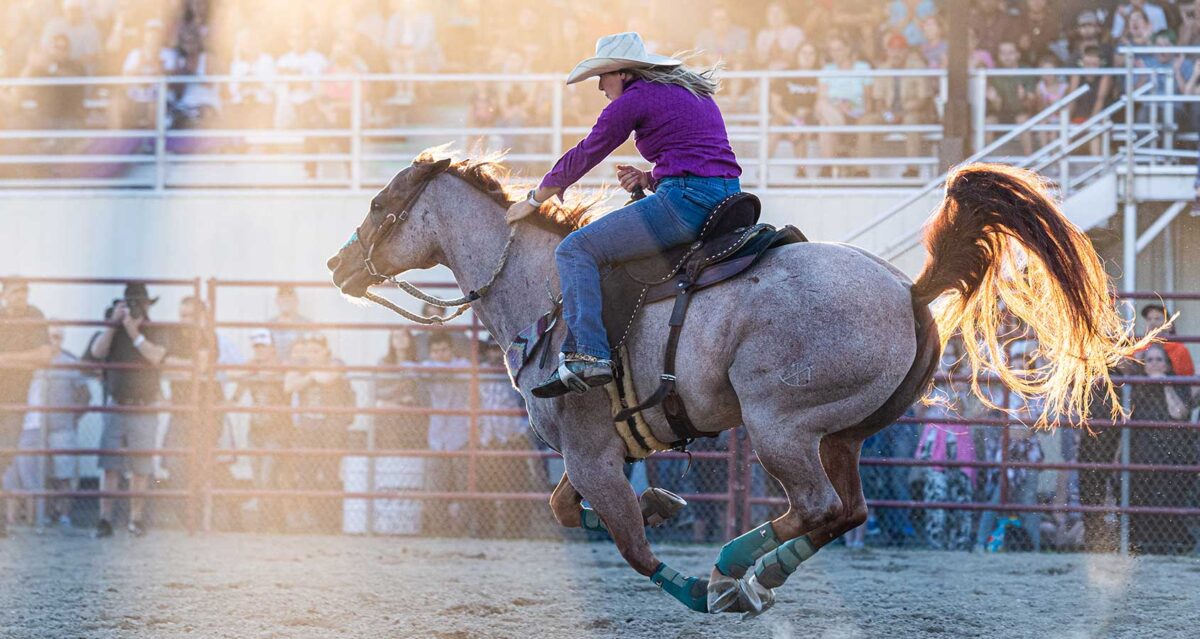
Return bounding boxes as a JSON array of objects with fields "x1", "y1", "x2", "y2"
[{"x1": 328, "y1": 251, "x2": 372, "y2": 298}]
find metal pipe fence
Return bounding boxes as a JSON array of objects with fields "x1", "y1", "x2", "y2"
[
  {"x1": 0, "y1": 65, "x2": 1167, "y2": 193},
  {"x1": 8, "y1": 59, "x2": 1200, "y2": 198},
  {"x1": 7, "y1": 62, "x2": 1200, "y2": 197},
  {"x1": 0, "y1": 69, "x2": 946, "y2": 191},
  {"x1": 2, "y1": 278, "x2": 1199, "y2": 554}
]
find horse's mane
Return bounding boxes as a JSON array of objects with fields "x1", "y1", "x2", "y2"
[{"x1": 413, "y1": 147, "x2": 606, "y2": 237}]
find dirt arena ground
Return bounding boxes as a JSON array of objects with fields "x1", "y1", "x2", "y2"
[{"x1": 2, "y1": 529, "x2": 1199, "y2": 639}]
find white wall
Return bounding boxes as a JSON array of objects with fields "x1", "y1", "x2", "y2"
[
  {"x1": 0, "y1": 188, "x2": 941, "y2": 358},
  {"x1": 2, "y1": 191, "x2": 376, "y2": 357}
]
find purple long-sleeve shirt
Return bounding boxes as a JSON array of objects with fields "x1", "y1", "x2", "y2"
[{"x1": 540, "y1": 79, "x2": 741, "y2": 190}]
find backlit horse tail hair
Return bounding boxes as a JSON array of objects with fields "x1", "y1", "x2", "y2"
[{"x1": 911, "y1": 163, "x2": 1159, "y2": 428}]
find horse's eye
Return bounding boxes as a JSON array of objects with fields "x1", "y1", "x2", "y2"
[{"x1": 371, "y1": 201, "x2": 381, "y2": 211}]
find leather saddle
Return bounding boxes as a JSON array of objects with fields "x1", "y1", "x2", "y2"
[{"x1": 598, "y1": 191, "x2": 807, "y2": 450}]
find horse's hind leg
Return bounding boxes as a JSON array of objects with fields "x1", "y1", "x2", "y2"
[
  {"x1": 751, "y1": 432, "x2": 867, "y2": 593},
  {"x1": 707, "y1": 426, "x2": 842, "y2": 614},
  {"x1": 806, "y1": 432, "x2": 869, "y2": 550}
]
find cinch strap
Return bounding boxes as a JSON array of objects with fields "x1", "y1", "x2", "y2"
[{"x1": 611, "y1": 281, "x2": 693, "y2": 433}]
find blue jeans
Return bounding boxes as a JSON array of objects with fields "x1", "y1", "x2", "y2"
[{"x1": 556, "y1": 176, "x2": 741, "y2": 359}]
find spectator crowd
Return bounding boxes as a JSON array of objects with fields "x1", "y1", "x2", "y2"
[{"x1": 6, "y1": 1, "x2": 1200, "y2": 179}]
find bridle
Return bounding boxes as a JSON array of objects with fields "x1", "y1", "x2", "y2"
[{"x1": 350, "y1": 166, "x2": 518, "y2": 325}]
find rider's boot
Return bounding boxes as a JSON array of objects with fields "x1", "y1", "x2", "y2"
[{"x1": 531, "y1": 352, "x2": 614, "y2": 398}]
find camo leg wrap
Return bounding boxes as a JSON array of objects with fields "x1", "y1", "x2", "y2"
[
  {"x1": 753, "y1": 535, "x2": 817, "y2": 589},
  {"x1": 714, "y1": 521, "x2": 780, "y2": 578},
  {"x1": 651, "y1": 562, "x2": 709, "y2": 613}
]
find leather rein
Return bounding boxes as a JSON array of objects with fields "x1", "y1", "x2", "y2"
[{"x1": 353, "y1": 167, "x2": 517, "y2": 324}]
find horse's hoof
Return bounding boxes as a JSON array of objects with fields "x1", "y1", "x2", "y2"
[
  {"x1": 707, "y1": 571, "x2": 741, "y2": 614},
  {"x1": 740, "y1": 575, "x2": 775, "y2": 621},
  {"x1": 708, "y1": 571, "x2": 763, "y2": 615},
  {"x1": 640, "y1": 487, "x2": 687, "y2": 528},
  {"x1": 734, "y1": 575, "x2": 763, "y2": 617}
]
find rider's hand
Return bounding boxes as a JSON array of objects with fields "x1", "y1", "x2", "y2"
[
  {"x1": 505, "y1": 199, "x2": 537, "y2": 224},
  {"x1": 616, "y1": 164, "x2": 651, "y2": 193}
]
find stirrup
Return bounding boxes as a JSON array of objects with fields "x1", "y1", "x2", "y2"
[
  {"x1": 531, "y1": 353, "x2": 613, "y2": 398},
  {"x1": 558, "y1": 355, "x2": 589, "y2": 394}
]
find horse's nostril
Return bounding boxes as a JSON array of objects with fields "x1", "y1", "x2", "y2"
[{"x1": 327, "y1": 254, "x2": 341, "y2": 271}]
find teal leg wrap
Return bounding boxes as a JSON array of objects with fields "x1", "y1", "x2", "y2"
[
  {"x1": 754, "y1": 535, "x2": 817, "y2": 589},
  {"x1": 651, "y1": 562, "x2": 709, "y2": 613},
  {"x1": 715, "y1": 521, "x2": 780, "y2": 578},
  {"x1": 579, "y1": 506, "x2": 607, "y2": 533}
]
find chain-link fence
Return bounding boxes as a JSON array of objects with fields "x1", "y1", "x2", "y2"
[{"x1": 3, "y1": 278, "x2": 1200, "y2": 556}]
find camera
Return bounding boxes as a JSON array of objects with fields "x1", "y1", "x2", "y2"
[
  {"x1": 109, "y1": 297, "x2": 147, "y2": 320},
  {"x1": 126, "y1": 298, "x2": 147, "y2": 320}
]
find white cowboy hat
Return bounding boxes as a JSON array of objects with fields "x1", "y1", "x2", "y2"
[{"x1": 565, "y1": 32, "x2": 682, "y2": 85}]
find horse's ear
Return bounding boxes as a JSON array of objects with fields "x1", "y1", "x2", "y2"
[{"x1": 408, "y1": 157, "x2": 453, "y2": 184}]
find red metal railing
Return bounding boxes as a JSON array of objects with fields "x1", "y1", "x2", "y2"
[{"x1": 1, "y1": 280, "x2": 1197, "y2": 551}]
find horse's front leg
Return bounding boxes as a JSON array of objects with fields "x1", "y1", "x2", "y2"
[
  {"x1": 550, "y1": 470, "x2": 688, "y2": 531},
  {"x1": 549, "y1": 472, "x2": 583, "y2": 527},
  {"x1": 562, "y1": 440, "x2": 708, "y2": 613}
]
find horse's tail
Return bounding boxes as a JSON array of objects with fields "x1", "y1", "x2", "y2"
[{"x1": 910, "y1": 163, "x2": 1156, "y2": 428}]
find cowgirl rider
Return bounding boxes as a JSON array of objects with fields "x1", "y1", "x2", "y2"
[{"x1": 505, "y1": 32, "x2": 743, "y2": 398}]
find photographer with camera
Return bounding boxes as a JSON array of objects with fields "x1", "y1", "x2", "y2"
[{"x1": 84, "y1": 283, "x2": 176, "y2": 538}]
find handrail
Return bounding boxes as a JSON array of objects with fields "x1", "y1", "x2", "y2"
[
  {"x1": 885, "y1": 128, "x2": 1159, "y2": 260},
  {"x1": 873, "y1": 86, "x2": 1103, "y2": 259},
  {"x1": 841, "y1": 83, "x2": 1091, "y2": 245},
  {"x1": 1, "y1": 67, "x2": 1160, "y2": 88},
  {"x1": 1029, "y1": 124, "x2": 1113, "y2": 175},
  {"x1": 981, "y1": 67, "x2": 1161, "y2": 78},
  {"x1": 0, "y1": 69, "x2": 948, "y2": 87},
  {"x1": 1071, "y1": 82, "x2": 1155, "y2": 137},
  {"x1": 1116, "y1": 44, "x2": 1200, "y2": 54},
  {"x1": 1019, "y1": 84, "x2": 1155, "y2": 175},
  {"x1": 0, "y1": 72, "x2": 566, "y2": 86}
]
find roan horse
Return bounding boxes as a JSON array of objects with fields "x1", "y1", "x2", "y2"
[{"x1": 328, "y1": 149, "x2": 1148, "y2": 616}]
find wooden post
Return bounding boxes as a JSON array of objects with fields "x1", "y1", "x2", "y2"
[{"x1": 940, "y1": 0, "x2": 970, "y2": 169}]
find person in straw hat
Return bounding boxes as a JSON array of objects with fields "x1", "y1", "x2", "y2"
[{"x1": 505, "y1": 32, "x2": 743, "y2": 399}]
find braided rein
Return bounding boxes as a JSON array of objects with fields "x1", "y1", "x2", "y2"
[{"x1": 367, "y1": 224, "x2": 518, "y2": 325}]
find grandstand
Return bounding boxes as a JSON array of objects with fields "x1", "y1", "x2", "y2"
[{"x1": 3, "y1": 1, "x2": 1198, "y2": 303}]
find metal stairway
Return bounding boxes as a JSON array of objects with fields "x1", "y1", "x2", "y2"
[{"x1": 840, "y1": 82, "x2": 1181, "y2": 268}]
